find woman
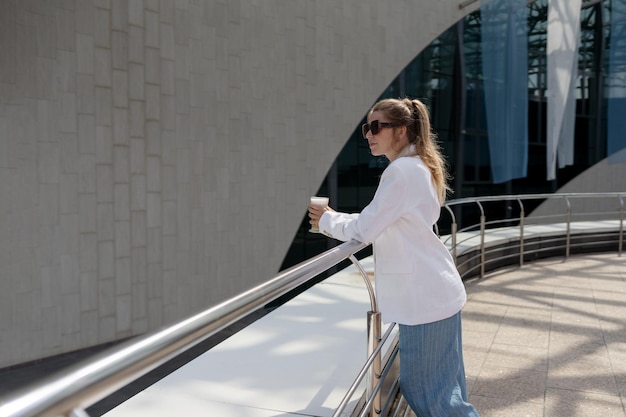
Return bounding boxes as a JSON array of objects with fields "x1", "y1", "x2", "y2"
[{"x1": 308, "y1": 98, "x2": 479, "y2": 416}]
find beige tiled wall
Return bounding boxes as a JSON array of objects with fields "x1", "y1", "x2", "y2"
[{"x1": 0, "y1": 0, "x2": 477, "y2": 367}]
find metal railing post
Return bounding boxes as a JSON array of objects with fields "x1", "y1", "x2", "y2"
[
  {"x1": 332, "y1": 325, "x2": 396, "y2": 417},
  {"x1": 619, "y1": 196, "x2": 624, "y2": 257},
  {"x1": 366, "y1": 311, "x2": 382, "y2": 416},
  {"x1": 444, "y1": 205, "x2": 457, "y2": 263},
  {"x1": 518, "y1": 198, "x2": 525, "y2": 266},
  {"x1": 477, "y1": 201, "x2": 486, "y2": 278},
  {"x1": 348, "y1": 255, "x2": 381, "y2": 417},
  {"x1": 565, "y1": 197, "x2": 571, "y2": 258}
]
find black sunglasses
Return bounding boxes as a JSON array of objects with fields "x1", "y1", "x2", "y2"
[{"x1": 361, "y1": 120, "x2": 403, "y2": 138}]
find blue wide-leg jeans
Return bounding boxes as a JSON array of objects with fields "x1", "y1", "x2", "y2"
[{"x1": 399, "y1": 311, "x2": 479, "y2": 417}]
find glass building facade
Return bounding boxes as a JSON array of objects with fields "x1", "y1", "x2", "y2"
[{"x1": 281, "y1": 0, "x2": 620, "y2": 270}]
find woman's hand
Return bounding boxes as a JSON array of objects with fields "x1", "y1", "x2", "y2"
[{"x1": 308, "y1": 204, "x2": 333, "y2": 230}]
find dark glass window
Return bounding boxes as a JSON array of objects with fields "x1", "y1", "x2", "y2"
[{"x1": 281, "y1": 0, "x2": 615, "y2": 271}]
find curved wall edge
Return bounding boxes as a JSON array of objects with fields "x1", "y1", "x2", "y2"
[{"x1": 0, "y1": 1, "x2": 478, "y2": 367}]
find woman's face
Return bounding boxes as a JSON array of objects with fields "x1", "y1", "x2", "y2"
[{"x1": 364, "y1": 111, "x2": 405, "y2": 161}]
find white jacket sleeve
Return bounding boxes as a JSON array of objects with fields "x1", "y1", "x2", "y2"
[{"x1": 318, "y1": 163, "x2": 410, "y2": 243}]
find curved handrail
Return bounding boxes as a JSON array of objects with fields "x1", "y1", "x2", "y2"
[
  {"x1": 0, "y1": 241, "x2": 368, "y2": 417},
  {"x1": 441, "y1": 192, "x2": 624, "y2": 280},
  {"x1": 338, "y1": 191, "x2": 625, "y2": 416},
  {"x1": 349, "y1": 254, "x2": 377, "y2": 313},
  {"x1": 1, "y1": 192, "x2": 624, "y2": 417},
  {"x1": 444, "y1": 191, "x2": 625, "y2": 206},
  {"x1": 331, "y1": 323, "x2": 397, "y2": 417}
]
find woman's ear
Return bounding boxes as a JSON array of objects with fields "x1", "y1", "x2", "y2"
[{"x1": 396, "y1": 125, "x2": 408, "y2": 140}]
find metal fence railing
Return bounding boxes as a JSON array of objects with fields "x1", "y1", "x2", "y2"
[
  {"x1": 0, "y1": 242, "x2": 375, "y2": 417},
  {"x1": 440, "y1": 193, "x2": 624, "y2": 279},
  {"x1": 0, "y1": 193, "x2": 623, "y2": 417}
]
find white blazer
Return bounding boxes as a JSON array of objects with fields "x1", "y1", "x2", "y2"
[{"x1": 318, "y1": 156, "x2": 466, "y2": 325}]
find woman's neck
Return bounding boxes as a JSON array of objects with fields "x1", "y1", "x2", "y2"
[{"x1": 389, "y1": 143, "x2": 415, "y2": 161}]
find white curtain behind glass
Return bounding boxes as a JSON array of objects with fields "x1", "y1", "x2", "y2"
[
  {"x1": 546, "y1": 0, "x2": 581, "y2": 180},
  {"x1": 480, "y1": 0, "x2": 528, "y2": 183},
  {"x1": 608, "y1": 0, "x2": 626, "y2": 164}
]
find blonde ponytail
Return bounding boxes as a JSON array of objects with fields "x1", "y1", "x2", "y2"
[{"x1": 370, "y1": 98, "x2": 451, "y2": 205}]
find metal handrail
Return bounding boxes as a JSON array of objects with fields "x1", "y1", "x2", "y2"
[
  {"x1": 348, "y1": 255, "x2": 382, "y2": 415},
  {"x1": 0, "y1": 241, "x2": 369, "y2": 417},
  {"x1": 331, "y1": 324, "x2": 397, "y2": 417},
  {"x1": 325, "y1": 194, "x2": 625, "y2": 416},
  {"x1": 444, "y1": 191, "x2": 625, "y2": 206},
  {"x1": 1, "y1": 192, "x2": 624, "y2": 417},
  {"x1": 441, "y1": 192, "x2": 625, "y2": 280}
]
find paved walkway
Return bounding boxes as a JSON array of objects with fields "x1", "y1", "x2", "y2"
[
  {"x1": 459, "y1": 253, "x2": 626, "y2": 417},
  {"x1": 1, "y1": 253, "x2": 625, "y2": 417},
  {"x1": 100, "y1": 252, "x2": 626, "y2": 417}
]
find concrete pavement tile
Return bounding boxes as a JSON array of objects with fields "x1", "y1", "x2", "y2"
[
  {"x1": 469, "y1": 394, "x2": 544, "y2": 417},
  {"x1": 545, "y1": 388, "x2": 626, "y2": 417},
  {"x1": 472, "y1": 365, "x2": 546, "y2": 403},
  {"x1": 547, "y1": 361, "x2": 619, "y2": 396},
  {"x1": 481, "y1": 343, "x2": 548, "y2": 371}
]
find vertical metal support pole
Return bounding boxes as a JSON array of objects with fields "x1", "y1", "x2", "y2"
[
  {"x1": 348, "y1": 255, "x2": 381, "y2": 417},
  {"x1": 367, "y1": 311, "x2": 382, "y2": 417},
  {"x1": 477, "y1": 201, "x2": 486, "y2": 278},
  {"x1": 518, "y1": 198, "x2": 525, "y2": 266},
  {"x1": 444, "y1": 205, "x2": 458, "y2": 264},
  {"x1": 619, "y1": 196, "x2": 624, "y2": 257},
  {"x1": 565, "y1": 197, "x2": 571, "y2": 258},
  {"x1": 451, "y1": 222, "x2": 458, "y2": 264}
]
